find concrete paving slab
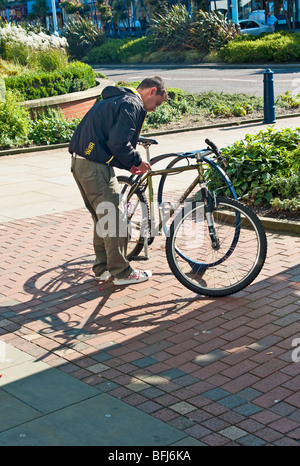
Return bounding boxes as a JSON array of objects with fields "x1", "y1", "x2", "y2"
[
  {"x1": 0, "y1": 192, "x2": 60, "y2": 209},
  {"x1": 0, "y1": 389, "x2": 41, "y2": 431},
  {"x1": 0, "y1": 344, "x2": 194, "y2": 446},
  {"x1": 0, "y1": 342, "x2": 34, "y2": 369},
  {"x1": 0, "y1": 200, "x2": 76, "y2": 220},
  {"x1": 0, "y1": 361, "x2": 99, "y2": 414},
  {"x1": 0, "y1": 393, "x2": 188, "y2": 446}
]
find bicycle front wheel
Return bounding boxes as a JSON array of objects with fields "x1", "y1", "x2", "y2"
[{"x1": 166, "y1": 196, "x2": 267, "y2": 297}]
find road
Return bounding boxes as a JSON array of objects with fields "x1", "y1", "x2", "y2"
[{"x1": 96, "y1": 65, "x2": 300, "y2": 97}]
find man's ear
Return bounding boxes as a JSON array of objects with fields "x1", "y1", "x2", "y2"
[{"x1": 150, "y1": 87, "x2": 157, "y2": 96}]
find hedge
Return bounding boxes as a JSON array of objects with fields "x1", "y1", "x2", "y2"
[
  {"x1": 4, "y1": 61, "x2": 96, "y2": 101},
  {"x1": 220, "y1": 31, "x2": 300, "y2": 63}
]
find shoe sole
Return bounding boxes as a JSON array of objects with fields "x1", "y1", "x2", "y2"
[{"x1": 113, "y1": 272, "x2": 152, "y2": 286}]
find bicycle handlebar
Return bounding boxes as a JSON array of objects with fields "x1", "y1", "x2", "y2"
[
  {"x1": 205, "y1": 138, "x2": 227, "y2": 167},
  {"x1": 205, "y1": 138, "x2": 220, "y2": 155}
]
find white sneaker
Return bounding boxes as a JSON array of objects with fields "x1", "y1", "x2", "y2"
[
  {"x1": 113, "y1": 270, "x2": 152, "y2": 286},
  {"x1": 95, "y1": 271, "x2": 111, "y2": 281}
]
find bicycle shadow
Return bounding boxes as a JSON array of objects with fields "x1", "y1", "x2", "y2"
[{"x1": 6, "y1": 254, "x2": 202, "y2": 361}]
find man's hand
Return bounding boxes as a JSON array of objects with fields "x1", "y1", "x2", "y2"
[{"x1": 130, "y1": 161, "x2": 150, "y2": 175}]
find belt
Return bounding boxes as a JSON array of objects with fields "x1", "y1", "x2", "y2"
[
  {"x1": 73, "y1": 153, "x2": 87, "y2": 160},
  {"x1": 73, "y1": 153, "x2": 115, "y2": 165}
]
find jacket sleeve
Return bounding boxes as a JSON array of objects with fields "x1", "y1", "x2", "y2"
[{"x1": 106, "y1": 101, "x2": 143, "y2": 169}]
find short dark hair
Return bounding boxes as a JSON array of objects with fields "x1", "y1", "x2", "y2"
[{"x1": 137, "y1": 76, "x2": 168, "y2": 100}]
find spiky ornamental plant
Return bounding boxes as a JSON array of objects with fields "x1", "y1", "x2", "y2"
[
  {"x1": 63, "y1": 16, "x2": 105, "y2": 59},
  {"x1": 150, "y1": 4, "x2": 193, "y2": 51},
  {"x1": 191, "y1": 10, "x2": 238, "y2": 53}
]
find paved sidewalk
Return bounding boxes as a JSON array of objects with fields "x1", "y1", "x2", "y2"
[{"x1": 0, "y1": 117, "x2": 299, "y2": 446}]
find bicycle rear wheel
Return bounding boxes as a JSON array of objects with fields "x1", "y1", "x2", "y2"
[
  {"x1": 117, "y1": 176, "x2": 150, "y2": 261},
  {"x1": 166, "y1": 196, "x2": 267, "y2": 297}
]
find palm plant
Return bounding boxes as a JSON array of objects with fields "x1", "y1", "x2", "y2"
[
  {"x1": 27, "y1": 0, "x2": 49, "y2": 27},
  {"x1": 63, "y1": 16, "x2": 106, "y2": 59}
]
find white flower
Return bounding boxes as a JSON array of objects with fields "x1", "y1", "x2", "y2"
[{"x1": 0, "y1": 24, "x2": 68, "y2": 50}]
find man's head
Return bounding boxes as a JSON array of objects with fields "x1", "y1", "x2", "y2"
[{"x1": 137, "y1": 76, "x2": 168, "y2": 112}]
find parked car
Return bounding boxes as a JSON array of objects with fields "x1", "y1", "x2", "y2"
[
  {"x1": 238, "y1": 19, "x2": 273, "y2": 36},
  {"x1": 249, "y1": 10, "x2": 266, "y2": 22}
]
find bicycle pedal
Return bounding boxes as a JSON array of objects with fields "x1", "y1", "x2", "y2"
[{"x1": 132, "y1": 256, "x2": 149, "y2": 261}]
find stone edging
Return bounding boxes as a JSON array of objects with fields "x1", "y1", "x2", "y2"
[
  {"x1": 20, "y1": 78, "x2": 115, "y2": 109},
  {"x1": 215, "y1": 210, "x2": 299, "y2": 235}
]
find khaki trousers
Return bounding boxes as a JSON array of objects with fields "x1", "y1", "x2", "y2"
[{"x1": 71, "y1": 156, "x2": 132, "y2": 279}]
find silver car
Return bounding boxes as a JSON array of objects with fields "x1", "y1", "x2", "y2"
[{"x1": 238, "y1": 19, "x2": 273, "y2": 36}]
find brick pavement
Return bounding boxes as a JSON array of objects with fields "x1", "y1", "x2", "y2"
[{"x1": 0, "y1": 206, "x2": 299, "y2": 446}]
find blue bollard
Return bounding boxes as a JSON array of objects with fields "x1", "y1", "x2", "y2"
[{"x1": 263, "y1": 68, "x2": 276, "y2": 124}]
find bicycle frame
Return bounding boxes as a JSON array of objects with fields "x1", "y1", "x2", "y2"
[{"x1": 126, "y1": 153, "x2": 225, "y2": 238}]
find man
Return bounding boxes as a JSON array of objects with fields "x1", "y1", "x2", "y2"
[
  {"x1": 69, "y1": 76, "x2": 168, "y2": 286},
  {"x1": 266, "y1": 12, "x2": 277, "y2": 32}
]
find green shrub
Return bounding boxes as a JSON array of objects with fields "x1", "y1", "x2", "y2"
[
  {"x1": 4, "y1": 61, "x2": 96, "y2": 100},
  {"x1": 117, "y1": 36, "x2": 153, "y2": 63},
  {"x1": 207, "y1": 126, "x2": 300, "y2": 203},
  {"x1": 143, "y1": 102, "x2": 181, "y2": 129},
  {"x1": 143, "y1": 49, "x2": 204, "y2": 64},
  {"x1": 276, "y1": 91, "x2": 300, "y2": 110},
  {"x1": 28, "y1": 48, "x2": 69, "y2": 72},
  {"x1": 270, "y1": 197, "x2": 300, "y2": 212},
  {"x1": 285, "y1": 146, "x2": 300, "y2": 175},
  {"x1": 83, "y1": 38, "x2": 130, "y2": 64},
  {"x1": 28, "y1": 107, "x2": 80, "y2": 145},
  {"x1": 269, "y1": 175, "x2": 300, "y2": 212},
  {"x1": 1, "y1": 41, "x2": 30, "y2": 66},
  {"x1": 191, "y1": 91, "x2": 262, "y2": 116},
  {"x1": 0, "y1": 89, "x2": 30, "y2": 148},
  {"x1": 271, "y1": 175, "x2": 300, "y2": 199},
  {"x1": 220, "y1": 31, "x2": 300, "y2": 63},
  {"x1": 0, "y1": 58, "x2": 24, "y2": 77}
]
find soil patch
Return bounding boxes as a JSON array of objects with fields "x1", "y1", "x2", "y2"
[
  {"x1": 143, "y1": 108, "x2": 300, "y2": 134},
  {"x1": 249, "y1": 204, "x2": 300, "y2": 222}
]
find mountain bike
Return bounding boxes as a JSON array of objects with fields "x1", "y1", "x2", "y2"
[{"x1": 117, "y1": 137, "x2": 267, "y2": 297}]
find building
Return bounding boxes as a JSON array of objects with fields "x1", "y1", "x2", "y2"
[{"x1": 0, "y1": 0, "x2": 27, "y2": 22}]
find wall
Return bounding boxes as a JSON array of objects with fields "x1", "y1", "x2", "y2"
[{"x1": 21, "y1": 78, "x2": 113, "y2": 119}]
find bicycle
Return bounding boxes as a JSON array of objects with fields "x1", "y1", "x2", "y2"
[{"x1": 117, "y1": 137, "x2": 267, "y2": 297}]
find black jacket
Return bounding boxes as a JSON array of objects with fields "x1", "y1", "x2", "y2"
[{"x1": 69, "y1": 86, "x2": 147, "y2": 170}]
